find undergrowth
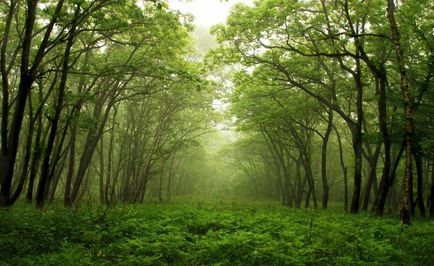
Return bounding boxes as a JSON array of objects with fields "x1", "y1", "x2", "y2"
[{"x1": 1, "y1": 200, "x2": 433, "y2": 265}]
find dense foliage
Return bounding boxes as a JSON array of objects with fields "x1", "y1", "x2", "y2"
[
  {"x1": 0, "y1": 0, "x2": 215, "y2": 208},
  {"x1": 211, "y1": 0, "x2": 434, "y2": 223},
  {"x1": 1, "y1": 200, "x2": 434, "y2": 265}
]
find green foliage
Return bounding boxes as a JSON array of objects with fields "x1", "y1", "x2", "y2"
[{"x1": 1, "y1": 201, "x2": 433, "y2": 265}]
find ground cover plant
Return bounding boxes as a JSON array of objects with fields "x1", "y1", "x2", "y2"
[{"x1": 1, "y1": 199, "x2": 433, "y2": 265}]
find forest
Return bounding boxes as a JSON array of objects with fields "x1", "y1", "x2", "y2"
[{"x1": 0, "y1": 0, "x2": 433, "y2": 265}]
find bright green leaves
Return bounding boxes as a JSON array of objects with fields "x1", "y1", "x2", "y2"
[{"x1": 2, "y1": 203, "x2": 434, "y2": 265}]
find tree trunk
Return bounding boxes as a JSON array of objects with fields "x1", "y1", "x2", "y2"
[
  {"x1": 295, "y1": 155, "x2": 303, "y2": 208},
  {"x1": 105, "y1": 105, "x2": 118, "y2": 204},
  {"x1": 99, "y1": 134, "x2": 105, "y2": 204},
  {"x1": 362, "y1": 145, "x2": 381, "y2": 210},
  {"x1": 9, "y1": 97, "x2": 35, "y2": 204},
  {"x1": 430, "y1": 161, "x2": 434, "y2": 217},
  {"x1": 0, "y1": 0, "x2": 38, "y2": 207},
  {"x1": 372, "y1": 71, "x2": 393, "y2": 216},
  {"x1": 350, "y1": 53, "x2": 364, "y2": 214},
  {"x1": 386, "y1": 0, "x2": 414, "y2": 225},
  {"x1": 64, "y1": 121, "x2": 77, "y2": 207},
  {"x1": 0, "y1": 0, "x2": 65, "y2": 207},
  {"x1": 333, "y1": 126, "x2": 348, "y2": 212},
  {"x1": 320, "y1": 109, "x2": 333, "y2": 208},
  {"x1": 70, "y1": 94, "x2": 115, "y2": 205},
  {"x1": 414, "y1": 147, "x2": 425, "y2": 216},
  {"x1": 36, "y1": 10, "x2": 77, "y2": 208},
  {"x1": 26, "y1": 113, "x2": 44, "y2": 203}
]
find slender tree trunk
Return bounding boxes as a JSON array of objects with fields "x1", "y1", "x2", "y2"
[
  {"x1": 386, "y1": 0, "x2": 413, "y2": 225},
  {"x1": 166, "y1": 154, "x2": 176, "y2": 201},
  {"x1": 105, "y1": 105, "x2": 117, "y2": 204},
  {"x1": 26, "y1": 113, "x2": 43, "y2": 203},
  {"x1": 333, "y1": 126, "x2": 348, "y2": 212},
  {"x1": 321, "y1": 109, "x2": 333, "y2": 208},
  {"x1": 295, "y1": 155, "x2": 303, "y2": 208},
  {"x1": 99, "y1": 134, "x2": 105, "y2": 204},
  {"x1": 362, "y1": 145, "x2": 381, "y2": 210},
  {"x1": 350, "y1": 54, "x2": 364, "y2": 214},
  {"x1": 414, "y1": 147, "x2": 425, "y2": 216},
  {"x1": 430, "y1": 161, "x2": 434, "y2": 217},
  {"x1": 48, "y1": 154, "x2": 67, "y2": 203},
  {"x1": 351, "y1": 126, "x2": 363, "y2": 213},
  {"x1": 70, "y1": 94, "x2": 115, "y2": 205},
  {"x1": 64, "y1": 121, "x2": 77, "y2": 207},
  {"x1": 36, "y1": 10, "x2": 77, "y2": 208},
  {"x1": 373, "y1": 73, "x2": 393, "y2": 215}
]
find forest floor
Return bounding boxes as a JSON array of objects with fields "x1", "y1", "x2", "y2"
[{"x1": 1, "y1": 198, "x2": 433, "y2": 265}]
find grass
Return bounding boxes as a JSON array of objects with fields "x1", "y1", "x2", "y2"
[{"x1": 1, "y1": 199, "x2": 433, "y2": 265}]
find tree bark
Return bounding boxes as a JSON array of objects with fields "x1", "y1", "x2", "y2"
[
  {"x1": 386, "y1": 0, "x2": 414, "y2": 225},
  {"x1": 321, "y1": 109, "x2": 333, "y2": 208},
  {"x1": 413, "y1": 146, "x2": 425, "y2": 216},
  {"x1": 99, "y1": 134, "x2": 105, "y2": 204},
  {"x1": 362, "y1": 145, "x2": 381, "y2": 211},
  {"x1": 430, "y1": 161, "x2": 434, "y2": 217},
  {"x1": 0, "y1": 0, "x2": 38, "y2": 207},
  {"x1": 36, "y1": 7, "x2": 77, "y2": 208},
  {"x1": 64, "y1": 119, "x2": 77, "y2": 206},
  {"x1": 0, "y1": 0, "x2": 65, "y2": 207}
]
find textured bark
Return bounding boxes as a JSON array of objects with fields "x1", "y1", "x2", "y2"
[
  {"x1": 0, "y1": 0, "x2": 38, "y2": 207},
  {"x1": 386, "y1": 0, "x2": 413, "y2": 225}
]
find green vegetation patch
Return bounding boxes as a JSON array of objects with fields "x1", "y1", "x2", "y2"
[{"x1": 1, "y1": 202, "x2": 433, "y2": 265}]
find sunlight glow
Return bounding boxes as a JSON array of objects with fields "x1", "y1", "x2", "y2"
[{"x1": 168, "y1": 0, "x2": 253, "y2": 28}]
